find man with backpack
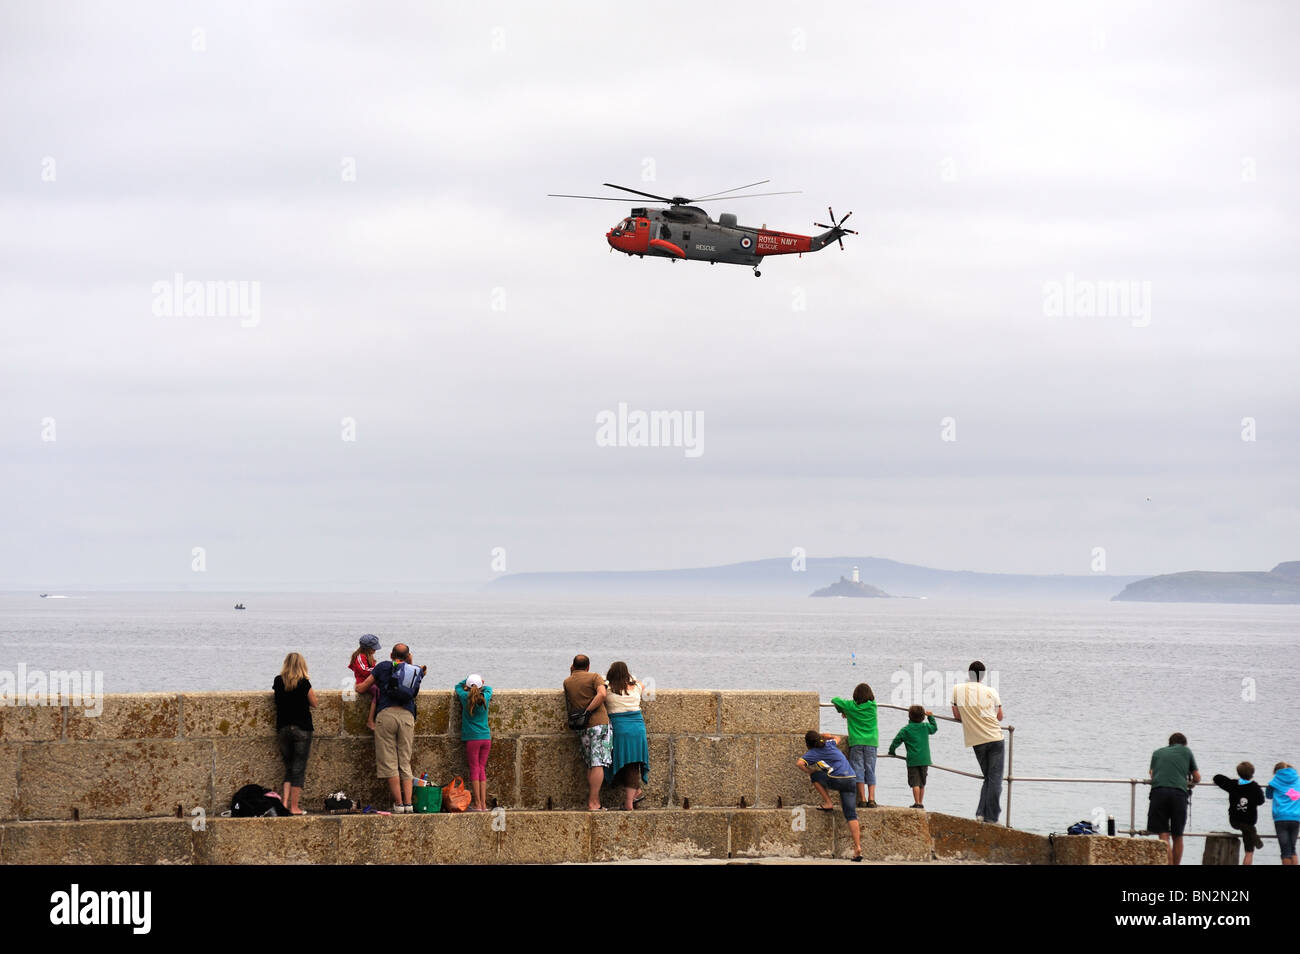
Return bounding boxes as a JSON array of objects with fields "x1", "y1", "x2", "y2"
[{"x1": 356, "y1": 643, "x2": 426, "y2": 813}]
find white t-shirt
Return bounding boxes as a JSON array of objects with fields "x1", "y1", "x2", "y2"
[
  {"x1": 604, "y1": 681, "x2": 643, "y2": 714},
  {"x1": 951, "y1": 681, "x2": 1002, "y2": 747}
]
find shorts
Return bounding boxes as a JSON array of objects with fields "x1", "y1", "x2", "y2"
[
  {"x1": 810, "y1": 770, "x2": 858, "y2": 821},
  {"x1": 1234, "y1": 822, "x2": 1264, "y2": 852},
  {"x1": 907, "y1": 764, "x2": 929, "y2": 789},
  {"x1": 579, "y1": 724, "x2": 613, "y2": 769},
  {"x1": 1277, "y1": 820, "x2": 1300, "y2": 860},
  {"x1": 374, "y1": 706, "x2": 415, "y2": 779},
  {"x1": 849, "y1": 745, "x2": 877, "y2": 786},
  {"x1": 1147, "y1": 787, "x2": 1188, "y2": 836}
]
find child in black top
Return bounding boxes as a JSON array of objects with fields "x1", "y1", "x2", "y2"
[{"x1": 1212, "y1": 760, "x2": 1266, "y2": 864}]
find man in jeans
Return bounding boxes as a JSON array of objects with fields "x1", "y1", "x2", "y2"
[
  {"x1": 356, "y1": 643, "x2": 425, "y2": 813},
  {"x1": 563, "y1": 654, "x2": 611, "y2": 811},
  {"x1": 951, "y1": 660, "x2": 1004, "y2": 823}
]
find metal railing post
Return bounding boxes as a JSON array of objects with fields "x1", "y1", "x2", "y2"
[
  {"x1": 1004, "y1": 725, "x2": 1014, "y2": 828},
  {"x1": 1129, "y1": 780, "x2": 1137, "y2": 837}
]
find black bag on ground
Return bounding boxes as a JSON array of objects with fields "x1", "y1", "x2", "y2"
[{"x1": 230, "y1": 784, "x2": 292, "y2": 817}]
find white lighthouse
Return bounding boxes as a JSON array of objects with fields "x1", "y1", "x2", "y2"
[{"x1": 852, "y1": 566, "x2": 860, "y2": 583}]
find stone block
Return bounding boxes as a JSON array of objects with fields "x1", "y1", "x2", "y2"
[
  {"x1": 671, "y1": 737, "x2": 757, "y2": 808},
  {"x1": 492, "y1": 809, "x2": 590, "y2": 864},
  {"x1": 642, "y1": 691, "x2": 718, "y2": 734},
  {"x1": 483, "y1": 691, "x2": 567, "y2": 738},
  {"x1": 517, "y1": 735, "x2": 588, "y2": 810},
  {"x1": 0, "y1": 744, "x2": 19, "y2": 821},
  {"x1": 19, "y1": 741, "x2": 213, "y2": 820},
  {"x1": 1052, "y1": 833, "x2": 1168, "y2": 865},
  {"x1": 198, "y1": 816, "x2": 340, "y2": 864},
  {"x1": 66, "y1": 693, "x2": 179, "y2": 741},
  {"x1": 0, "y1": 704, "x2": 62, "y2": 742},
  {"x1": 719, "y1": 691, "x2": 820, "y2": 734},
  {"x1": 757, "y1": 734, "x2": 818, "y2": 809},
  {"x1": 343, "y1": 809, "x2": 591, "y2": 865},
  {"x1": 0, "y1": 819, "x2": 195, "y2": 864},
  {"x1": 590, "y1": 808, "x2": 730, "y2": 861},
  {"x1": 182, "y1": 692, "x2": 276, "y2": 738},
  {"x1": 929, "y1": 812, "x2": 1051, "y2": 864},
  {"x1": 728, "y1": 807, "x2": 837, "y2": 859},
  {"x1": 414, "y1": 693, "x2": 453, "y2": 736},
  {"x1": 846, "y1": 806, "x2": 933, "y2": 861}
]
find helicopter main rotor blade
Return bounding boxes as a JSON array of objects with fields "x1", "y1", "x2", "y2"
[
  {"x1": 547, "y1": 193, "x2": 666, "y2": 201},
  {"x1": 691, "y1": 190, "x2": 803, "y2": 202},
  {"x1": 601, "y1": 183, "x2": 676, "y2": 202},
  {"x1": 689, "y1": 179, "x2": 771, "y2": 200}
]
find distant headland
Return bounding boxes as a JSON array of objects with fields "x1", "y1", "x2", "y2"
[
  {"x1": 1112, "y1": 561, "x2": 1300, "y2": 604},
  {"x1": 488, "y1": 556, "x2": 1141, "y2": 599}
]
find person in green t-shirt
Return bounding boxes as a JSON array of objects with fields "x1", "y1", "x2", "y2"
[
  {"x1": 888, "y1": 705, "x2": 939, "y2": 809},
  {"x1": 1147, "y1": 731, "x2": 1201, "y2": 865},
  {"x1": 831, "y1": 683, "x2": 879, "y2": 808}
]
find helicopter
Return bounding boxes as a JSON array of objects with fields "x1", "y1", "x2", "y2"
[{"x1": 548, "y1": 179, "x2": 856, "y2": 277}]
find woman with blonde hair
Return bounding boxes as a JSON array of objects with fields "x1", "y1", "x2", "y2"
[{"x1": 273, "y1": 652, "x2": 318, "y2": 815}]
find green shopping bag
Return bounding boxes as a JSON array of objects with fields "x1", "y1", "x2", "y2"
[{"x1": 413, "y1": 783, "x2": 442, "y2": 814}]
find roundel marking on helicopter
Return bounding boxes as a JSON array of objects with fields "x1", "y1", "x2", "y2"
[{"x1": 740, "y1": 236, "x2": 752, "y2": 249}]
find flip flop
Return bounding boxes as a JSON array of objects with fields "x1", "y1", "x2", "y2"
[{"x1": 816, "y1": 806, "x2": 835, "y2": 812}]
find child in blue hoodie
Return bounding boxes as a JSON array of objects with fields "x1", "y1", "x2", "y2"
[{"x1": 1266, "y1": 762, "x2": 1300, "y2": 865}]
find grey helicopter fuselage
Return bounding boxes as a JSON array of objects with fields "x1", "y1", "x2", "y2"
[{"x1": 606, "y1": 205, "x2": 846, "y2": 276}]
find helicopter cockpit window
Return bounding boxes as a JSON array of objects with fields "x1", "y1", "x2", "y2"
[{"x1": 618, "y1": 218, "x2": 633, "y2": 233}]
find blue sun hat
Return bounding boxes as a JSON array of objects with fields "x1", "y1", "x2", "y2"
[{"x1": 359, "y1": 634, "x2": 381, "y2": 651}]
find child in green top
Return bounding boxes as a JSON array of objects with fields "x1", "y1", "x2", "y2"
[
  {"x1": 831, "y1": 682, "x2": 879, "y2": 808},
  {"x1": 888, "y1": 705, "x2": 938, "y2": 809}
]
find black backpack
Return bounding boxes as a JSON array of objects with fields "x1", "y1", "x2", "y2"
[{"x1": 229, "y1": 784, "x2": 291, "y2": 817}]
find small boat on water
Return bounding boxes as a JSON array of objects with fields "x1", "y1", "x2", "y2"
[
  {"x1": 40, "y1": 593, "x2": 48, "y2": 598},
  {"x1": 234, "y1": 603, "x2": 246, "y2": 610}
]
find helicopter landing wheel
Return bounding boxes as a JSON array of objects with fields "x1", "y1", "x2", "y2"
[{"x1": 752, "y1": 268, "x2": 762, "y2": 278}]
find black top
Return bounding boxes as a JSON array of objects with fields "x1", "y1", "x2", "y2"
[
  {"x1": 273, "y1": 675, "x2": 313, "y2": 732},
  {"x1": 1212, "y1": 774, "x2": 1265, "y2": 827}
]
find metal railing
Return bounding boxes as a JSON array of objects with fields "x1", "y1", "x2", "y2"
[{"x1": 819, "y1": 701, "x2": 1275, "y2": 840}]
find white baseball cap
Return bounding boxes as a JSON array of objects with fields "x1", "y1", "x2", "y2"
[{"x1": 465, "y1": 673, "x2": 484, "y2": 688}]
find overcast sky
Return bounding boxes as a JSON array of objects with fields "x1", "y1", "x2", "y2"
[{"x1": 2, "y1": 1, "x2": 1297, "y2": 588}]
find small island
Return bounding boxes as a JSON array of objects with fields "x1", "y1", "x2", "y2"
[
  {"x1": 1111, "y1": 561, "x2": 1300, "y2": 604},
  {"x1": 810, "y1": 566, "x2": 891, "y2": 598}
]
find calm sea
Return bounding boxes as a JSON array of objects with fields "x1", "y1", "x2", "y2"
[{"x1": 3, "y1": 592, "x2": 1297, "y2": 864}]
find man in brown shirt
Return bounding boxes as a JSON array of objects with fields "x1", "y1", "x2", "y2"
[{"x1": 563, "y1": 654, "x2": 611, "y2": 810}]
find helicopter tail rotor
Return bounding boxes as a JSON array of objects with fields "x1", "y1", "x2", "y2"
[{"x1": 813, "y1": 206, "x2": 858, "y2": 250}]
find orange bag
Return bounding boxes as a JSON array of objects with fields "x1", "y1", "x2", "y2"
[{"x1": 442, "y1": 776, "x2": 472, "y2": 813}]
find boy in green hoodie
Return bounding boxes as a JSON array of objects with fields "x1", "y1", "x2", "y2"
[{"x1": 888, "y1": 705, "x2": 938, "y2": 809}]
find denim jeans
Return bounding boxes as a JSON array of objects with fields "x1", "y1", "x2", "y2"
[{"x1": 972, "y1": 740, "x2": 1004, "y2": 822}]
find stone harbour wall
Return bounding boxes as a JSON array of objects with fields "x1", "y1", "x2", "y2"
[{"x1": 0, "y1": 690, "x2": 820, "y2": 821}]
